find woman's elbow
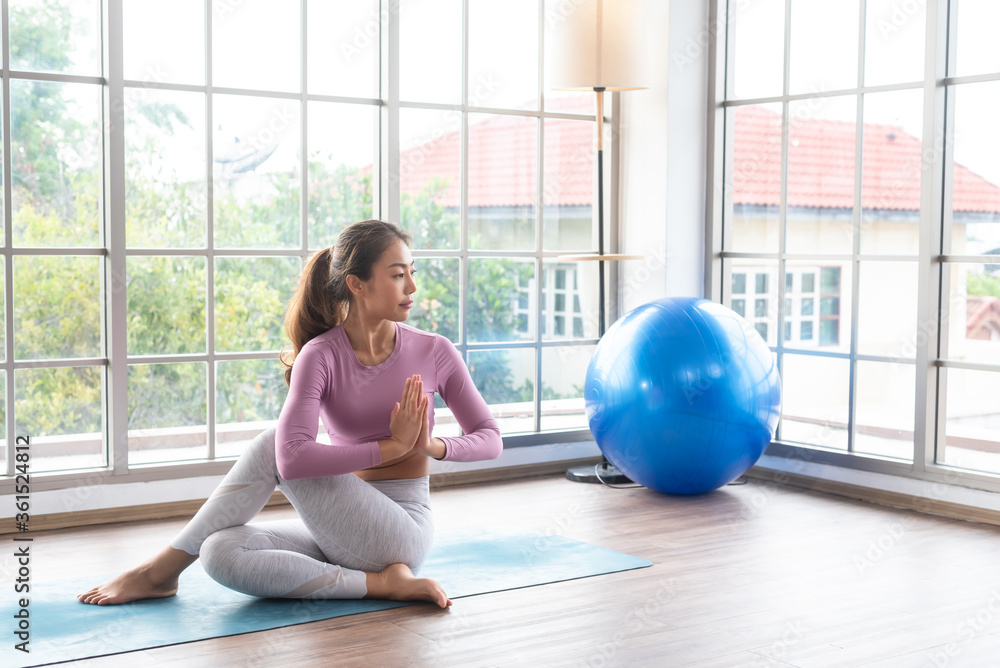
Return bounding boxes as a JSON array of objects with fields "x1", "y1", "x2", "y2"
[
  {"x1": 275, "y1": 457, "x2": 296, "y2": 480},
  {"x1": 485, "y1": 428, "x2": 504, "y2": 460},
  {"x1": 275, "y1": 443, "x2": 305, "y2": 480}
]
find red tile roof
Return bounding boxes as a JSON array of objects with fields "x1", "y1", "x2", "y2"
[
  {"x1": 399, "y1": 110, "x2": 593, "y2": 208},
  {"x1": 734, "y1": 105, "x2": 1000, "y2": 213},
  {"x1": 395, "y1": 102, "x2": 1000, "y2": 213},
  {"x1": 966, "y1": 295, "x2": 1000, "y2": 340}
]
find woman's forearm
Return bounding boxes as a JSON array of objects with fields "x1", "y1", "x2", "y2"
[
  {"x1": 426, "y1": 437, "x2": 447, "y2": 460},
  {"x1": 436, "y1": 421, "x2": 502, "y2": 462}
]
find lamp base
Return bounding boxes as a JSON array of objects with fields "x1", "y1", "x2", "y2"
[{"x1": 565, "y1": 460, "x2": 633, "y2": 485}]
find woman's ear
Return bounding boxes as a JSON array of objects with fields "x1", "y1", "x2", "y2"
[{"x1": 345, "y1": 274, "x2": 364, "y2": 297}]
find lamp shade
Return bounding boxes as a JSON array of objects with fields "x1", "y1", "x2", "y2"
[{"x1": 546, "y1": 0, "x2": 648, "y2": 91}]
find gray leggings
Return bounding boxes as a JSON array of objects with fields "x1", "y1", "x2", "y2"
[{"x1": 169, "y1": 427, "x2": 433, "y2": 599}]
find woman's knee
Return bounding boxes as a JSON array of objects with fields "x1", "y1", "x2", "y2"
[
  {"x1": 383, "y1": 532, "x2": 434, "y2": 573},
  {"x1": 200, "y1": 526, "x2": 256, "y2": 576},
  {"x1": 225, "y1": 426, "x2": 279, "y2": 487},
  {"x1": 247, "y1": 427, "x2": 277, "y2": 464}
]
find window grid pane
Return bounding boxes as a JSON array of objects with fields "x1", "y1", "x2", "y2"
[
  {"x1": 128, "y1": 362, "x2": 207, "y2": 466},
  {"x1": 940, "y1": 368, "x2": 1000, "y2": 475},
  {"x1": 15, "y1": 366, "x2": 105, "y2": 472},
  {"x1": 467, "y1": 348, "x2": 535, "y2": 435},
  {"x1": 11, "y1": 80, "x2": 102, "y2": 248},
  {"x1": 127, "y1": 256, "x2": 206, "y2": 356},
  {"x1": 14, "y1": 256, "x2": 101, "y2": 360},
  {"x1": 125, "y1": 89, "x2": 207, "y2": 248}
]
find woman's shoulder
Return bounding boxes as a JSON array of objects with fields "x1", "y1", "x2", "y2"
[
  {"x1": 398, "y1": 323, "x2": 456, "y2": 358},
  {"x1": 398, "y1": 321, "x2": 441, "y2": 343},
  {"x1": 300, "y1": 326, "x2": 346, "y2": 358}
]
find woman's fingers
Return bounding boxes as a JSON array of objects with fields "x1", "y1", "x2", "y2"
[
  {"x1": 388, "y1": 377, "x2": 430, "y2": 451},
  {"x1": 401, "y1": 376, "x2": 415, "y2": 409},
  {"x1": 398, "y1": 375, "x2": 424, "y2": 422},
  {"x1": 403, "y1": 375, "x2": 423, "y2": 412},
  {"x1": 388, "y1": 377, "x2": 430, "y2": 450}
]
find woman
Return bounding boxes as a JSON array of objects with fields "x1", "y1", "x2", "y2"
[{"x1": 77, "y1": 220, "x2": 502, "y2": 608}]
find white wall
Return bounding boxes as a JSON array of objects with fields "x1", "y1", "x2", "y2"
[{"x1": 619, "y1": 0, "x2": 708, "y2": 315}]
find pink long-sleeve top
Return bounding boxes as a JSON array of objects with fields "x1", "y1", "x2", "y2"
[{"x1": 275, "y1": 322, "x2": 503, "y2": 480}]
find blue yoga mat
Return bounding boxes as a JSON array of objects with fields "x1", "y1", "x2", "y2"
[{"x1": 3, "y1": 527, "x2": 650, "y2": 667}]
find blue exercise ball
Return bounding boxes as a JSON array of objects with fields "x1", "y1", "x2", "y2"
[{"x1": 585, "y1": 297, "x2": 781, "y2": 495}]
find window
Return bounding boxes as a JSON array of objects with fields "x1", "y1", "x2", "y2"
[
  {"x1": 1, "y1": 0, "x2": 605, "y2": 485},
  {"x1": 398, "y1": 0, "x2": 601, "y2": 438},
  {"x1": 780, "y1": 267, "x2": 841, "y2": 348},
  {"x1": 730, "y1": 267, "x2": 777, "y2": 345},
  {"x1": 121, "y1": 0, "x2": 363, "y2": 468},
  {"x1": 534, "y1": 264, "x2": 587, "y2": 341},
  {"x1": 713, "y1": 0, "x2": 1000, "y2": 484},
  {"x1": 10, "y1": 0, "x2": 104, "y2": 474},
  {"x1": 819, "y1": 267, "x2": 841, "y2": 346}
]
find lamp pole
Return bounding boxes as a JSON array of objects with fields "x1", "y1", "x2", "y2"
[
  {"x1": 546, "y1": 0, "x2": 648, "y2": 486},
  {"x1": 596, "y1": 86, "x2": 606, "y2": 337},
  {"x1": 563, "y1": 86, "x2": 634, "y2": 485}
]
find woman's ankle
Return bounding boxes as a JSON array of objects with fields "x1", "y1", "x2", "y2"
[{"x1": 142, "y1": 545, "x2": 198, "y2": 584}]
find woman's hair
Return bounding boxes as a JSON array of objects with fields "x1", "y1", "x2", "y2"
[{"x1": 280, "y1": 219, "x2": 412, "y2": 385}]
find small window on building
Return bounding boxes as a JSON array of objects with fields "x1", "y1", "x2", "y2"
[
  {"x1": 800, "y1": 321, "x2": 814, "y2": 341},
  {"x1": 819, "y1": 267, "x2": 841, "y2": 346},
  {"x1": 733, "y1": 273, "x2": 746, "y2": 294},
  {"x1": 802, "y1": 273, "x2": 815, "y2": 293},
  {"x1": 756, "y1": 273, "x2": 769, "y2": 294}
]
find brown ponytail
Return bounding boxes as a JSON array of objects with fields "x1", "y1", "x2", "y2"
[{"x1": 280, "y1": 220, "x2": 412, "y2": 385}]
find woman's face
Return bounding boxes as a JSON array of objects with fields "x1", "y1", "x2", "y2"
[{"x1": 355, "y1": 239, "x2": 417, "y2": 322}]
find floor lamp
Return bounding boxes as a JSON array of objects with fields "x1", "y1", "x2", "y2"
[{"x1": 547, "y1": 0, "x2": 648, "y2": 484}]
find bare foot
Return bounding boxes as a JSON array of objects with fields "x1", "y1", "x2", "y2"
[
  {"x1": 365, "y1": 563, "x2": 453, "y2": 608},
  {"x1": 77, "y1": 546, "x2": 197, "y2": 606},
  {"x1": 77, "y1": 565, "x2": 178, "y2": 606}
]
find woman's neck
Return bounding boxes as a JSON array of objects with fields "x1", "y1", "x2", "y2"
[{"x1": 342, "y1": 311, "x2": 396, "y2": 365}]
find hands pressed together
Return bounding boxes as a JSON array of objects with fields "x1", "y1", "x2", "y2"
[{"x1": 380, "y1": 375, "x2": 444, "y2": 463}]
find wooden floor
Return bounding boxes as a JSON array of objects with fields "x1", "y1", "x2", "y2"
[{"x1": 28, "y1": 474, "x2": 1000, "y2": 667}]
